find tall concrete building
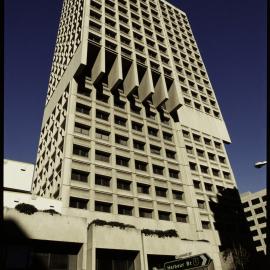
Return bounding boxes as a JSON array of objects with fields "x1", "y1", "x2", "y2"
[
  {"x1": 241, "y1": 189, "x2": 267, "y2": 255},
  {"x1": 30, "y1": 0, "x2": 239, "y2": 269}
]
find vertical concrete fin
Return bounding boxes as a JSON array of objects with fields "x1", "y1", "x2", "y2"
[
  {"x1": 91, "y1": 47, "x2": 105, "y2": 84},
  {"x1": 165, "y1": 81, "x2": 183, "y2": 113},
  {"x1": 152, "y1": 75, "x2": 169, "y2": 108},
  {"x1": 138, "y1": 69, "x2": 154, "y2": 102},
  {"x1": 108, "y1": 55, "x2": 123, "y2": 92},
  {"x1": 123, "y1": 62, "x2": 139, "y2": 96}
]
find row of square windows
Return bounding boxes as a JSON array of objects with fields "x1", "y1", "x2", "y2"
[
  {"x1": 75, "y1": 104, "x2": 174, "y2": 139},
  {"x1": 77, "y1": 90, "x2": 171, "y2": 124},
  {"x1": 72, "y1": 171, "x2": 183, "y2": 198},
  {"x1": 74, "y1": 127, "x2": 176, "y2": 158},
  {"x1": 70, "y1": 196, "x2": 191, "y2": 223},
  {"x1": 182, "y1": 130, "x2": 223, "y2": 150},
  {"x1": 71, "y1": 150, "x2": 180, "y2": 177},
  {"x1": 71, "y1": 170, "x2": 211, "y2": 212},
  {"x1": 189, "y1": 161, "x2": 231, "y2": 180},
  {"x1": 244, "y1": 206, "x2": 266, "y2": 217},
  {"x1": 186, "y1": 145, "x2": 227, "y2": 164},
  {"x1": 242, "y1": 196, "x2": 267, "y2": 208},
  {"x1": 181, "y1": 87, "x2": 216, "y2": 107}
]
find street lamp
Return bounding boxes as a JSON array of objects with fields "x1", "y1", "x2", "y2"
[{"x1": 254, "y1": 161, "x2": 267, "y2": 168}]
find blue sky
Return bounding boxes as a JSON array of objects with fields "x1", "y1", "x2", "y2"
[{"x1": 4, "y1": 0, "x2": 266, "y2": 193}]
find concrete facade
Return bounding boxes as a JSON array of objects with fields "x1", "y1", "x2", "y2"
[
  {"x1": 27, "y1": 0, "x2": 239, "y2": 269},
  {"x1": 240, "y1": 189, "x2": 267, "y2": 255}
]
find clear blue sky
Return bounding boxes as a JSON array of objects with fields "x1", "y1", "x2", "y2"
[{"x1": 4, "y1": 0, "x2": 266, "y2": 193}]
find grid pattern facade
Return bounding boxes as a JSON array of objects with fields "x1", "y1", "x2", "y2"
[
  {"x1": 46, "y1": 0, "x2": 84, "y2": 104},
  {"x1": 241, "y1": 189, "x2": 267, "y2": 255},
  {"x1": 32, "y1": 0, "x2": 237, "y2": 250},
  {"x1": 32, "y1": 87, "x2": 70, "y2": 199},
  {"x1": 88, "y1": 0, "x2": 222, "y2": 118}
]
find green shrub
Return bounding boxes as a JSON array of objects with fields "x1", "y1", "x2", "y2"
[
  {"x1": 15, "y1": 203, "x2": 38, "y2": 215},
  {"x1": 141, "y1": 229, "x2": 178, "y2": 238},
  {"x1": 88, "y1": 219, "x2": 136, "y2": 230}
]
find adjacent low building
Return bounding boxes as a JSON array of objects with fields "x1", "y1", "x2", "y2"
[
  {"x1": 4, "y1": 159, "x2": 62, "y2": 212},
  {"x1": 240, "y1": 189, "x2": 267, "y2": 255}
]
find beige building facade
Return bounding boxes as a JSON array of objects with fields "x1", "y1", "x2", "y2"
[
  {"x1": 11, "y1": 0, "x2": 242, "y2": 269},
  {"x1": 241, "y1": 189, "x2": 267, "y2": 255}
]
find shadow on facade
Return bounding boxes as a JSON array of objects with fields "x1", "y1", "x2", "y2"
[
  {"x1": 209, "y1": 188, "x2": 268, "y2": 270},
  {"x1": 2, "y1": 219, "x2": 81, "y2": 270},
  {"x1": 147, "y1": 254, "x2": 175, "y2": 270},
  {"x1": 96, "y1": 248, "x2": 139, "y2": 270}
]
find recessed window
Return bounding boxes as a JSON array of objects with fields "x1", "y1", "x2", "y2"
[
  {"x1": 95, "y1": 174, "x2": 111, "y2": 187},
  {"x1": 258, "y1": 217, "x2": 266, "y2": 224},
  {"x1": 193, "y1": 134, "x2": 201, "y2": 142},
  {"x1": 74, "y1": 122, "x2": 90, "y2": 135},
  {"x1": 193, "y1": 180, "x2": 200, "y2": 189},
  {"x1": 139, "y1": 208, "x2": 153, "y2": 218},
  {"x1": 189, "y1": 162, "x2": 197, "y2": 171},
  {"x1": 150, "y1": 145, "x2": 161, "y2": 155},
  {"x1": 197, "y1": 200, "x2": 206, "y2": 209},
  {"x1": 118, "y1": 205, "x2": 133, "y2": 216},
  {"x1": 95, "y1": 201, "x2": 111, "y2": 213},
  {"x1": 245, "y1": 211, "x2": 252, "y2": 217},
  {"x1": 158, "y1": 211, "x2": 170, "y2": 221},
  {"x1": 95, "y1": 150, "x2": 110, "y2": 162},
  {"x1": 201, "y1": 221, "x2": 211, "y2": 229},
  {"x1": 148, "y1": 127, "x2": 158, "y2": 137},
  {"x1": 169, "y1": 169, "x2": 179, "y2": 179},
  {"x1": 204, "y1": 138, "x2": 211, "y2": 146},
  {"x1": 115, "y1": 135, "x2": 128, "y2": 146},
  {"x1": 117, "y1": 179, "x2": 131, "y2": 190},
  {"x1": 186, "y1": 145, "x2": 193, "y2": 154},
  {"x1": 116, "y1": 156, "x2": 129, "y2": 167},
  {"x1": 206, "y1": 153, "x2": 215, "y2": 161},
  {"x1": 251, "y1": 198, "x2": 260, "y2": 205},
  {"x1": 155, "y1": 187, "x2": 167, "y2": 197},
  {"x1": 135, "y1": 160, "x2": 147, "y2": 171},
  {"x1": 172, "y1": 190, "x2": 183, "y2": 200},
  {"x1": 176, "y1": 213, "x2": 188, "y2": 223},
  {"x1": 248, "y1": 219, "x2": 255, "y2": 226},
  {"x1": 204, "y1": 183, "x2": 213, "y2": 191},
  {"x1": 132, "y1": 121, "x2": 143, "y2": 131},
  {"x1": 163, "y1": 132, "x2": 173, "y2": 141},
  {"x1": 218, "y1": 156, "x2": 226, "y2": 164},
  {"x1": 153, "y1": 165, "x2": 164, "y2": 175},
  {"x1": 71, "y1": 169, "x2": 89, "y2": 182},
  {"x1": 137, "y1": 183, "x2": 150, "y2": 194},
  {"x1": 223, "y1": 171, "x2": 230, "y2": 179},
  {"x1": 212, "y1": 168, "x2": 219, "y2": 176},
  {"x1": 96, "y1": 110, "x2": 109, "y2": 121},
  {"x1": 166, "y1": 149, "x2": 176, "y2": 159},
  {"x1": 96, "y1": 93, "x2": 109, "y2": 103},
  {"x1": 73, "y1": 145, "x2": 89, "y2": 157},
  {"x1": 76, "y1": 103, "x2": 91, "y2": 115},
  {"x1": 254, "y1": 240, "x2": 262, "y2": 247},
  {"x1": 69, "y1": 197, "x2": 88, "y2": 209},
  {"x1": 254, "y1": 207, "x2": 263, "y2": 214},
  {"x1": 96, "y1": 129, "x2": 110, "y2": 140},
  {"x1": 214, "y1": 141, "x2": 222, "y2": 149},
  {"x1": 114, "y1": 115, "x2": 127, "y2": 126},
  {"x1": 133, "y1": 140, "x2": 145, "y2": 150},
  {"x1": 242, "y1": 202, "x2": 249, "y2": 208},
  {"x1": 77, "y1": 87, "x2": 91, "y2": 97},
  {"x1": 196, "y1": 149, "x2": 204, "y2": 158}
]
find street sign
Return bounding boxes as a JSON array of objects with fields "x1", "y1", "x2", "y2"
[{"x1": 164, "y1": 253, "x2": 212, "y2": 270}]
